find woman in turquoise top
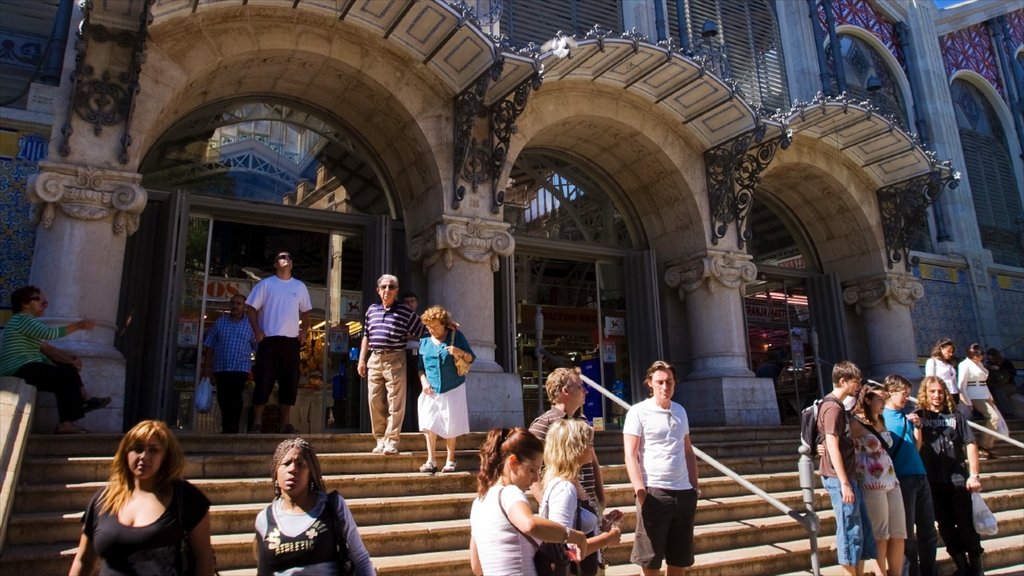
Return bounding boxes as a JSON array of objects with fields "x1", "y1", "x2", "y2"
[
  {"x1": 0, "y1": 285, "x2": 109, "y2": 433},
  {"x1": 416, "y1": 305, "x2": 474, "y2": 474}
]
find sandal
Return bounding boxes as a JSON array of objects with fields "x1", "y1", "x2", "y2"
[
  {"x1": 441, "y1": 462, "x2": 457, "y2": 473},
  {"x1": 82, "y1": 396, "x2": 111, "y2": 413},
  {"x1": 419, "y1": 462, "x2": 438, "y2": 474}
]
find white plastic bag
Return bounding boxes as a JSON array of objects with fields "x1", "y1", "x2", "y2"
[
  {"x1": 194, "y1": 377, "x2": 214, "y2": 414},
  {"x1": 972, "y1": 492, "x2": 998, "y2": 536}
]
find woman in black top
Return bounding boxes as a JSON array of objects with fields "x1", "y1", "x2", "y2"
[{"x1": 69, "y1": 420, "x2": 215, "y2": 575}]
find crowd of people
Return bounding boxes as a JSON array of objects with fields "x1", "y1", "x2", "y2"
[
  {"x1": 818, "y1": 349, "x2": 1007, "y2": 576},
  {"x1": 2, "y1": 270, "x2": 1013, "y2": 575}
]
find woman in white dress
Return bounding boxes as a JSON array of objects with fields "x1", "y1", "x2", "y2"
[
  {"x1": 417, "y1": 305, "x2": 475, "y2": 474},
  {"x1": 957, "y1": 343, "x2": 1008, "y2": 458},
  {"x1": 469, "y1": 428, "x2": 588, "y2": 576},
  {"x1": 540, "y1": 419, "x2": 622, "y2": 576}
]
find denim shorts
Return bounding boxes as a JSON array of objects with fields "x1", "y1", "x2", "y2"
[{"x1": 822, "y1": 476, "x2": 876, "y2": 565}]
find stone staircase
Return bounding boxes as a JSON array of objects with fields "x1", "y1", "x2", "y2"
[{"x1": 1, "y1": 425, "x2": 1022, "y2": 575}]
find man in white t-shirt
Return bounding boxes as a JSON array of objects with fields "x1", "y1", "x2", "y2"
[
  {"x1": 245, "y1": 251, "x2": 312, "y2": 434},
  {"x1": 623, "y1": 360, "x2": 700, "y2": 575}
]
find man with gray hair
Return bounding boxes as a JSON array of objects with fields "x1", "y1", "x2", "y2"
[{"x1": 357, "y1": 274, "x2": 425, "y2": 454}]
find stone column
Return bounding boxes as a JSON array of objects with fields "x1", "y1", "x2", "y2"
[
  {"x1": 665, "y1": 250, "x2": 780, "y2": 426},
  {"x1": 26, "y1": 161, "x2": 146, "y2": 432},
  {"x1": 842, "y1": 273, "x2": 923, "y2": 382},
  {"x1": 410, "y1": 215, "x2": 522, "y2": 429}
]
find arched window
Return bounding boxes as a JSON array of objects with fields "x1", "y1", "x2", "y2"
[
  {"x1": 836, "y1": 34, "x2": 909, "y2": 130},
  {"x1": 504, "y1": 151, "x2": 636, "y2": 248},
  {"x1": 952, "y1": 79, "x2": 1023, "y2": 267}
]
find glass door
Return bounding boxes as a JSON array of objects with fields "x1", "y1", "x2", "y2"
[
  {"x1": 513, "y1": 255, "x2": 629, "y2": 429},
  {"x1": 170, "y1": 216, "x2": 363, "y2": 432}
]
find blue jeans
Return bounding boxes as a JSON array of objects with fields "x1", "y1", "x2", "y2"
[
  {"x1": 899, "y1": 475, "x2": 937, "y2": 576},
  {"x1": 822, "y1": 476, "x2": 876, "y2": 566}
]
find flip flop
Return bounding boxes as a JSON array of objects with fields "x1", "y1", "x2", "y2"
[{"x1": 82, "y1": 396, "x2": 111, "y2": 413}]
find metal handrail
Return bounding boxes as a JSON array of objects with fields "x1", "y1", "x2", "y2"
[
  {"x1": 578, "y1": 374, "x2": 822, "y2": 576},
  {"x1": 906, "y1": 397, "x2": 1024, "y2": 450}
]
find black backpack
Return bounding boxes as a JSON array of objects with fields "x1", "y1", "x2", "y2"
[{"x1": 799, "y1": 395, "x2": 841, "y2": 459}]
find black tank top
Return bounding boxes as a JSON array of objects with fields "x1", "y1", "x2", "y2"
[{"x1": 256, "y1": 494, "x2": 341, "y2": 575}]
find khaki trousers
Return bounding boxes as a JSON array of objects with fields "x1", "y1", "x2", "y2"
[
  {"x1": 367, "y1": 350, "x2": 407, "y2": 446},
  {"x1": 970, "y1": 396, "x2": 1006, "y2": 450}
]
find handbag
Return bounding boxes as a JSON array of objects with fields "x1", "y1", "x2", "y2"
[
  {"x1": 498, "y1": 486, "x2": 570, "y2": 576},
  {"x1": 972, "y1": 492, "x2": 999, "y2": 536},
  {"x1": 194, "y1": 377, "x2": 213, "y2": 414},
  {"x1": 449, "y1": 329, "x2": 471, "y2": 377}
]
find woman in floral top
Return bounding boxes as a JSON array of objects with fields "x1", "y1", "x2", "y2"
[{"x1": 851, "y1": 383, "x2": 907, "y2": 576}]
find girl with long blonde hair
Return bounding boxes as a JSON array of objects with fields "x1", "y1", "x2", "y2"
[{"x1": 540, "y1": 419, "x2": 622, "y2": 575}]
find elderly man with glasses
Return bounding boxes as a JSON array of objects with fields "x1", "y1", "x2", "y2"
[
  {"x1": 245, "y1": 251, "x2": 312, "y2": 434},
  {"x1": 357, "y1": 274, "x2": 426, "y2": 454}
]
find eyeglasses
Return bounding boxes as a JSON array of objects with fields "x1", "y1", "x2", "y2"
[
  {"x1": 276, "y1": 254, "x2": 291, "y2": 261},
  {"x1": 379, "y1": 284, "x2": 398, "y2": 290}
]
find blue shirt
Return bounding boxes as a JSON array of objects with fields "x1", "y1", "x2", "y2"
[
  {"x1": 418, "y1": 329, "x2": 474, "y2": 393},
  {"x1": 364, "y1": 302, "x2": 424, "y2": 351},
  {"x1": 883, "y1": 407, "x2": 927, "y2": 476},
  {"x1": 203, "y1": 315, "x2": 255, "y2": 373}
]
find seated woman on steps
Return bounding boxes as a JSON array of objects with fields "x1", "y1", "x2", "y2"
[
  {"x1": 0, "y1": 285, "x2": 110, "y2": 434},
  {"x1": 69, "y1": 419, "x2": 216, "y2": 576},
  {"x1": 254, "y1": 437, "x2": 375, "y2": 575}
]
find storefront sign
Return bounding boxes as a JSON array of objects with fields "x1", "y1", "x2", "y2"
[
  {"x1": 203, "y1": 279, "x2": 249, "y2": 300},
  {"x1": 746, "y1": 302, "x2": 788, "y2": 323},
  {"x1": 604, "y1": 316, "x2": 625, "y2": 337}
]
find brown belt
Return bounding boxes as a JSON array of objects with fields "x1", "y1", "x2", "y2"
[{"x1": 370, "y1": 349, "x2": 404, "y2": 355}]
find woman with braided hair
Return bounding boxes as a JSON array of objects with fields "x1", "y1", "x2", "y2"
[
  {"x1": 469, "y1": 427, "x2": 588, "y2": 576},
  {"x1": 254, "y1": 438, "x2": 375, "y2": 575}
]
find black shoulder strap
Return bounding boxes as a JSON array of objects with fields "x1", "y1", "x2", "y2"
[
  {"x1": 326, "y1": 491, "x2": 354, "y2": 574},
  {"x1": 855, "y1": 417, "x2": 891, "y2": 449}
]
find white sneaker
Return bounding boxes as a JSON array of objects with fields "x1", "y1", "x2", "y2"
[
  {"x1": 382, "y1": 441, "x2": 399, "y2": 455},
  {"x1": 371, "y1": 440, "x2": 385, "y2": 454}
]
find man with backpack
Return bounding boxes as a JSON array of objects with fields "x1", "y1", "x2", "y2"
[{"x1": 819, "y1": 360, "x2": 876, "y2": 575}]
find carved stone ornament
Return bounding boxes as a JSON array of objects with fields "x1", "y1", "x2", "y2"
[
  {"x1": 664, "y1": 251, "x2": 757, "y2": 301},
  {"x1": 842, "y1": 273, "x2": 924, "y2": 314},
  {"x1": 409, "y1": 216, "x2": 515, "y2": 273},
  {"x1": 28, "y1": 162, "x2": 147, "y2": 235}
]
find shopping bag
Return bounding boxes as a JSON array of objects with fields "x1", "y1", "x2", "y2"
[
  {"x1": 195, "y1": 377, "x2": 214, "y2": 414},
  {"x1": 972, "y1": 492, "x2": 998, "y2": 536}
]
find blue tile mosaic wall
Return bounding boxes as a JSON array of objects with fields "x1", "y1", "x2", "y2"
[
  {"x1": 911, "y1": 264, "x2": 979, "y2": 356},
  {"x1": 0, "y1": 126, "x2": 46, "y2": 314},
  {"x1": 990, "y1": 274, "x2": 1024, "y2": 359}
]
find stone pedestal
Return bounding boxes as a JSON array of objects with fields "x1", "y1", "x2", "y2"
[
  {"x1": 412, "y1": 215, "x2": 524, "y2": 429},
  {"x1": 680, "y1": 376, "x2": 781, "y2": 426},
  {"x1": 26, "y1": 161, "x2": 146, "y2": 433},
  {"x1": 843, "y1": 273, "x2": 923, "y2": 382},
  {"x1": 665, "y1": 250, "x2": 779, "y2": 425}
]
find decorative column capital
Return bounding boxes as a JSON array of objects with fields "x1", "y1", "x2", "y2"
[
  {"x1": 842, "y1": 273, "x2": 924, "y2": 314},
  {"x1": 409, "y1": 216, "x2": 515, "y2": 273},
  {"x1": 28, "y1": 161, "x2": 147, "y2": 235},
  {"x1": 664, "y1": 250, "x2": 757, "y2": 300}
]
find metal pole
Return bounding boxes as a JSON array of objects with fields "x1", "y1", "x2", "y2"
[
  {"x1": 535, "y1": 305, "x2": 545, "y2": 416},
  {"x1": 798, "y1": 444, "x2": 822, "y2": 576},
  {"x1": 811, "y1": 327, "x2": 825, "y2": 399}
]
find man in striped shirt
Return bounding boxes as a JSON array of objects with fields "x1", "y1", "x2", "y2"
[
  {"x1": 529, "y1": 367, "x2": 606, "y2": 512},
  {"x1": 357, "y1": 274, "x2": 425, "y2": 454}
]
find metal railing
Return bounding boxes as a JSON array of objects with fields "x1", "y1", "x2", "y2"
[
  {"x1": 578, "y1": 373, "x2": 823, "y2": 576},
  {"x1": 906, "y1": 397, "x2": 1024, "y2": 451}
]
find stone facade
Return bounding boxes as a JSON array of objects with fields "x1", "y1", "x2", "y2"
[{"x1": 0, "y1": 1, "x2": 1020, "y2": 432}]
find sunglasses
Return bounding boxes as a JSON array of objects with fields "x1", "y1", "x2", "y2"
[
  {"x1": 379, "y1": 284, "x2": 398, "y2": 290},
  {"x1": 276, "y1": 254, "x2": 291, "y2": 261}
]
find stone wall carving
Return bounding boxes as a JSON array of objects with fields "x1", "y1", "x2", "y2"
[
  {"x1": 28, "y1": 161, "x2": 146, "y2": 235},
  {"x1": 664, "y1": 251, "x2": 757, "y2": 300},
  {"x1": 410, "y1": 216, "x2": 515, "y2": 272},
  {"x1": 842, "y1": 273, "x2": 924, "y2": 314}
]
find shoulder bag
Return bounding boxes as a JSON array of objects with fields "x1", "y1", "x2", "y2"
[
  {"x1": 449, "y1": 329, "x2": 471, "y2": 377},
  {"x1": 498, "y1": 486, "x2": 569, "y2": 576}
]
